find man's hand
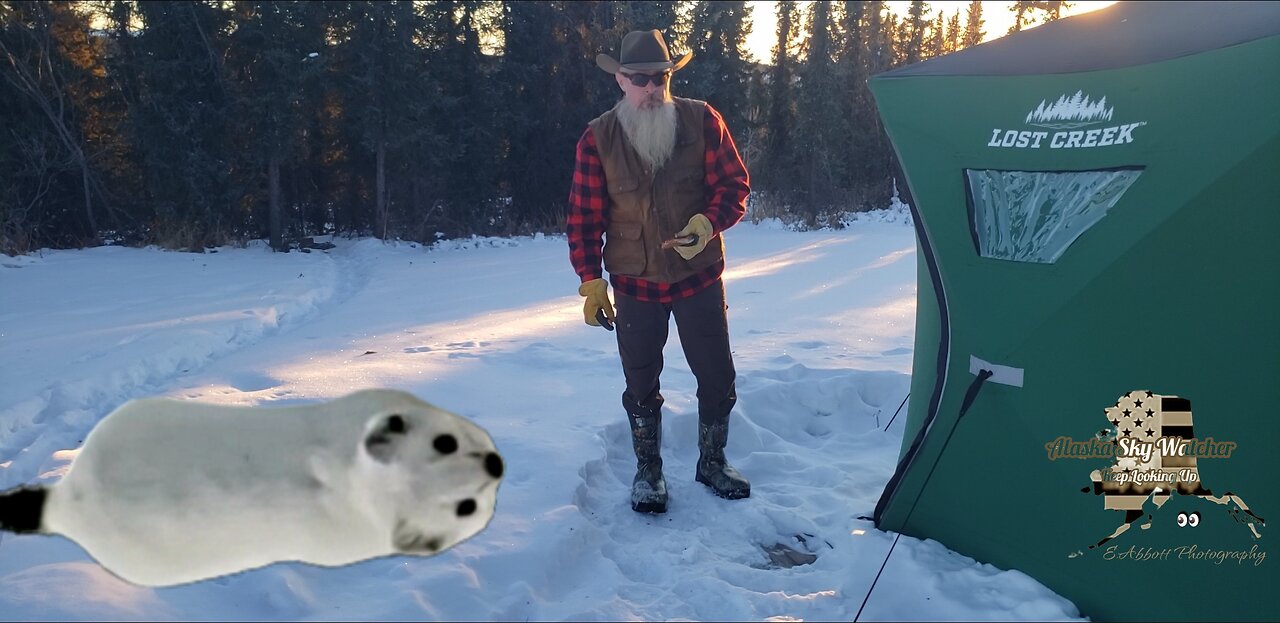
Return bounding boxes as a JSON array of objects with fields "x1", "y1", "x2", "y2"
[
  {"x1": 578, "y1": 278, "x2": 615, "y2": 327},
  {"x1": 672, "y1": 213, "x2": 713, "y2": 260}
]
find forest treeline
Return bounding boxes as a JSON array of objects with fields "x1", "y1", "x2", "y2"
[{"x1": 0, "y1": 1, "x2": 1070, "y2": 254}]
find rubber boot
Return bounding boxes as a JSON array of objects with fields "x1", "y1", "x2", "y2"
[
  {"x1": 696, "y1": 413, "x2": 750, "y2": 500},
  {"x1": 628, "y1": 410, "x2": 668, "y2": 513}
]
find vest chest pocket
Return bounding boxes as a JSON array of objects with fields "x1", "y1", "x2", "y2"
[
  {"x1": 671, "y1": 171, "x2": 703, "y2": 190},
  {"x1": 667, "y1": 170, "x2": 707, "y2": 216},
  {"x1": 608, "y1": 176, "x2": 646, "y2": 223},
  {"x1": 603, "y1": 221, "x2": 646, "y2": 277},
  {"x1": 609, "y1": 177, "x2": 641, "y2": 194}
]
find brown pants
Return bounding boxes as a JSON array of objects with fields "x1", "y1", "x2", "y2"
[{"x1": 615, "y1": 280, "x2": 737, "y2": 421}]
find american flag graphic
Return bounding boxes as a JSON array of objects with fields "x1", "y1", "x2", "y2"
[
  {"x1": 1078, "y1": 391, "x2": 1263, "y2": 552},
  {"x1": 1096, "y1": 391, "x2": 1204, "y2": 510}
]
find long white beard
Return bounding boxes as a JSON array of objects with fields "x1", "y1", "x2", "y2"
[{"x1": 617, "y1": 98, "x2": 677, "y2": 171}]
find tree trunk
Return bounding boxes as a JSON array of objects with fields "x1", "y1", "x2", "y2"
[
  {"x1": 80, "y1": 149, "x2": 98, "y2": 238},
  {"x1": 412, "y1": 176, "x2": 422, "y2": 237},
  {"x1": 269, "y1": 155, "x2": 283, "y2": 251},
  {"x1": 376, "y1": 140, "x2": 387, "y2": 239}
]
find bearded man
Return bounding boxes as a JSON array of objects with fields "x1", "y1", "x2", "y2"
[{"x1": 566, "y1": 30, "x2": 752, "y2": 514}]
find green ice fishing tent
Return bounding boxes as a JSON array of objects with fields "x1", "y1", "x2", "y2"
[{"x1": 869, "y1": 2, "x2": 1279, "y2": 620}]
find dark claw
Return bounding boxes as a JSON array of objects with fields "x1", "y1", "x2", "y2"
[{"x1": 595, "y1": 308, "x2": 614, "y2": 331}]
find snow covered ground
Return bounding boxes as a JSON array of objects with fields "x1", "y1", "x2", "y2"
[{"x1": 0, "y1": 207, "x2": 1083, "y2": 621}]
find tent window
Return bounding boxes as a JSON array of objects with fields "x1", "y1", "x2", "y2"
[{"x1": 964, "y1": 168, "x2": 1143, "y2": 263}]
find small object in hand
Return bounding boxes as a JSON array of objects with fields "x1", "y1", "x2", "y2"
[
  {"x1": 595, "y1": 308, "x2": 615, "y2": 331},
  {"x1": 662, "y1": 234, "x2": 699, "y2": 249}
]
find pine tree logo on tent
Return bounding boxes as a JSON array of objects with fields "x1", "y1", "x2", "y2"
[
  {"x1": 985, "y1": 91, "x2": 1145, "y2": 150},
  {"x1": 1025, "y1": 91, "x2": 1114, "y2": 129}
]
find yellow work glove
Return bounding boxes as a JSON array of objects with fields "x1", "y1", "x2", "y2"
[
  {"x1": 578, "y1": 278, "x2": 615, "y2": 327},
  {"x1": 672, "y1": 213, "x2": 714, "y2": 261}
]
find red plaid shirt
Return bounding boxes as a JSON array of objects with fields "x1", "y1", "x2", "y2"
[{"x1": 567, "y1": 103, "x2": 750, "y2": 303}]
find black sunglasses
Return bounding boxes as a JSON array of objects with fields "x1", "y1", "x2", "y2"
[{"x1": 623, "y1": 72, "x2": 670, "y2": 87}]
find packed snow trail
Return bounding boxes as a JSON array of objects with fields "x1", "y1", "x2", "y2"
[
  {"x1": 0, "y1": 211, "x2": 1082, "y2": 621},
  {"x1": 0, "y1": 243, "x2": 359, "y2": 489}
]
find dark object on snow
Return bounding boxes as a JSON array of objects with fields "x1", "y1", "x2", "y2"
[
  {"x1": 761, "y1": 542, "x2": 818, "y2": 569},
  {"x1": 294, "y1": 237, "x2": 336, "y2": 252},
  {"x1": 0, "y1": 485, "x2": 47, "y2": 534}
]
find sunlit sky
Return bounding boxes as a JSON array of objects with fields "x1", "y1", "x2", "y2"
[{"x1": 743, "y1": 1, "x2": 1118, "y2": 63}]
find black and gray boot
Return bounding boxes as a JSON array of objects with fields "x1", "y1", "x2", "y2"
[
  {"x1": 628, "y1": 411, "x2": 668, "y2": 513},
  {"x1": 695, "y1": 413, "x2": 750, "y2": 500}
]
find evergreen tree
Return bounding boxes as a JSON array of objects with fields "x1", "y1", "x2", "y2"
[
  {"x1": 927, "y1": 11, "x2": 944, "y2": 59},
  {"x1": 324, "y1": 1, "x2": 438, "y2": 241},
  {"x1": 791, "y1": 1, "x2": 848, "y2": 219},
  {"x1": 106, "y1": 0, "x2": 236, "y2": 248},
  {"x1": 1009, "y1": 1, "x2": 1069, "y2": 35},
  {"x1": 1, "y1": 0, "x2": 954, "y2": 250},
  {"x1": 902, "y1": 1, "x2": 928, "y2": 65},
  {"x1": 442, "y1": 2, "x2": 496, "y2": 230},
  {"x1": 677, "y1": 2, "x2": 753, "y2": 139},
  {"x1": 866, "y1": 1, "x2": 889, "y2": 74},
  {"x1": 868, "y1": 2, "x2": 915, "y2": 205},
  {"x1": 740, "y1": 65, "x2": 768, "y2": 169},
  {"x1": 837, "y1": 0, "x2": 893, "y2": 210},
  {"x1": 962, "y1": 0, "x2": 985, "y2": 47},
  {"x1": 840, "y1": 1, "x2": 867, "y2": 71},
  {"x1": 945, "y1": 10, "x2": 961, "y2": 53},
  {"x1": 761, "y1": 0, "x2": 799, "y2": 193},
  {"x1": 501, "y1": 1, "x2": 619, "y2": 233},
  {"x1": 225, "y1": 1, "x2": 328, "y2": 250},
  {"x1": 886, "y1": 13, "x2": 904, "y2": 66},
  {"x1": 1010, "y1": 1, "x2": 1027, "y2": 34},
  {"x1": 501, "y1": 0, "x2": 572, "y2": 231},
  {"x1": 837, "y1": 0, "x2": 869, "y2": 136},
  {"x1": 612, "y1": 2, "x2": 680, "y2": 38}
]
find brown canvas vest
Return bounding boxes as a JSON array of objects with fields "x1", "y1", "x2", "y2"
[{"x1": 589, "y1": 97, "x2": 724, "y2": 283}]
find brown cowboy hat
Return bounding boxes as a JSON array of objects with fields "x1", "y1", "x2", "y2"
[{"x1": 596, "y1": 29, "x2": 692, "y2": 74}]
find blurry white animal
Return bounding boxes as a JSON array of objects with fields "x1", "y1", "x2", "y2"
[{"x1": 0, "y1": 389, "x2": 504, "y2": 587}]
